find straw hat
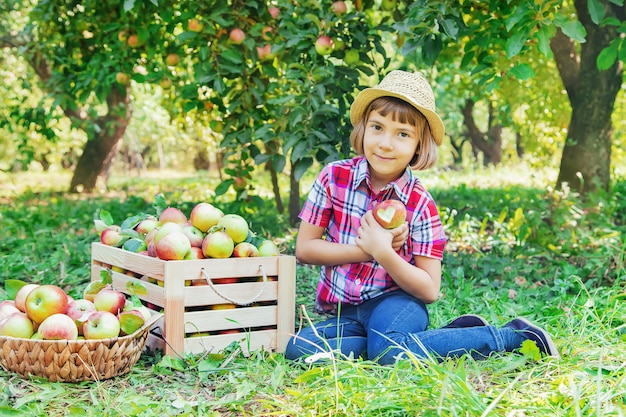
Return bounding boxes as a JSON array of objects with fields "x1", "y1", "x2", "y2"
[{"x1": 349, "y1": 70, "x2": 445, "y2": 145}]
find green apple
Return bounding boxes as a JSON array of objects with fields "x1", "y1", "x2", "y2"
[
  {"x1": 258, "y1": 240, "x2": 280, "y2": 257},
  {"x1": 0, "y1": 312, "x2": 34, "y2": 338},
  {"x1": 202, "y1": 231, "x2": 235, "y2": 258},
  {"x1": 190, "y1": 202, "x2": 224, "y2": 233},
  {"x1": 344, "y1": 49, "x2": 361, "y2": 65},
  {"x1": 315, "y1": 36, "x2": 334, "y2": 56},
  {"x1": 83, "y1": 311, "x2": 120, "y2": 339},
  {"x1": 216, "y1": 214, "x2": 249, "y2": 243}
]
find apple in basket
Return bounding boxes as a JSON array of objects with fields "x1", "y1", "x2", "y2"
[
  {"x1": 93, "y1": 288, "x2": 127, "y2": 315},
  {"x1": 25, "y1": 284, "x2": 70, "y2": 324},
  {"x1": 14, "y1": 283, "x2": 40, "y2": 312},
  {"x1": 38, "y1": 313, "x2": 79, "y2": 340},
  {"x1": 372, "y1": 199, "x2": 407, "y2": 229},
  {"x1": 0, "y1": 312, "x2": 35, "y2": 338},
  {"x1": 66, "y1": 299, "x2": 97, "y2": 335},
  {"x1": 83, "y1": 311, "x2": 121, "y2": 339},
  {"x1": 0, "y1": 301, "x2": 20, "y2": 321}
]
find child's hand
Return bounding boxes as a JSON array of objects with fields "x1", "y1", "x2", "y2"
[
  {"x1": 390, "y1": 222, "x2": 409, "y2": 252},
  {"x1": 356, "y1": 211, "x2": 396, "y2": 258}
]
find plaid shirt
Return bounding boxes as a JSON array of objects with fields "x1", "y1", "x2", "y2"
[{"x1": 299, "y1": 156, "x2": 447, "y2": 313}]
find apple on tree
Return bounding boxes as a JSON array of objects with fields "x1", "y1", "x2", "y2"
[
  {"x1": 229, "y1": 28, "x2": 245, "y2": 44},
  {"x1": 268, "y1": 6, "x2": 279, "y2": 19},
  {"x1": 25, "y1": 284, "x2": 69, "y2": 324},
  {"x1": 372, "y1": 199, "x2": 407, "y2": 229},
  {"x1": 315, "y1": 35, "x2": 334, "y2": 56}
]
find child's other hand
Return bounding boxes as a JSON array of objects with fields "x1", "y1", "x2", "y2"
[{"x1": 390, "y1": 222, "x2": 408, "y2": 252}]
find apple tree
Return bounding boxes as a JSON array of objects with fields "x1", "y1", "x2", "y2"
[{"x1": 396, "y1": 0, "x2": 625, "y2": 193}]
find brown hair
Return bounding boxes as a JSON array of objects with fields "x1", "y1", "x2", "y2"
[{"x1": 349, "y1": 96, "x2": 438, "y2": 170}]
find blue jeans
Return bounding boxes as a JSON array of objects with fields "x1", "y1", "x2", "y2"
[{"x1": 285, "y1": 290, "x2": 525, "y2": 365}]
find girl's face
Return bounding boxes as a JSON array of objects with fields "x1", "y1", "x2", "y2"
[{"x1": 363, "y1": 109, "x2": 420, "y2": 190}]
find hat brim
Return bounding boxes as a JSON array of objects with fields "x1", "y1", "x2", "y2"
[{"x1": 350, "y1": 88, "x2": 445, "y2": 146}]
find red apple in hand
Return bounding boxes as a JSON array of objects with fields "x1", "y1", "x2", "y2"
[
  {"x1": 0, "y1": 312, "x2": 35, "y2": 338},
  {"x1": 93, "y1": 288, "x2": 126, "y2": 315},
  {"x1": 25, "y1": 285, "x2": 69, "y2": 324},
  {"x1": 372, "y1": 200, "x2": 407, "y2": 229},
  {"x1": 38, "y1": 313, "x2": 79, "y2": 340},
  {"x1": 83, "y1": 311, "x2": 120, "y2": 339}
]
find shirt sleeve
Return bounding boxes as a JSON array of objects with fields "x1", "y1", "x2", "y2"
[
  {"x1": 299, "y1": 165, "x2": 333, "y2": 228},
  {"x1": 410, "y1": 194, "x2": 447, "y2": 260}
]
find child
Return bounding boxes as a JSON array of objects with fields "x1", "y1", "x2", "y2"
[{"x1": 285, "y1": 70, "x2": 559, "y2": 365}]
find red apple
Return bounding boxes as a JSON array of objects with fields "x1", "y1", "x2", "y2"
[
  {"x1": 135, "y1": 218, "x2": 159, "y2": 236},
  {"x1": 190, "y1": 202, "x2": 224, "y2": 232},
  {"x1": 258, "y1": 239, "x2": 280, "y2": 256},
  {"x1": 93, "y1": 288, "x2": 126, "y2": 315},
  {"x1": 155, "y1": 230, "x2": 192, "y2": 260},
  {"x1": 233, "y1": 242, "x2": 259, "y2": 258},
  {"x1": 159, "y1": 207, "x2": 187, "y2": 224},
  {"x1": 202, "y1": 231, "x2": 235, "y2": 258},
  {"x1": 181, "y1": 223, "x2": 205, "y2": 247},
  {"x1": 187, "y1": 246, "x2": 205, "y2": 259},
  {"x1": 0, "y1": 312, "x2": 35, "y2": 338},
  {"x1": 229, "y1": 28, "x2": 245, "y2": 44},
  {"x1": 160, "y1": 77, "x2": 173, "y2": 90},
  {"x1": 315, "y1": 36, "x2": 334, "y2": 56},
  {"x1": 126, "y1": 34, "x2": 142, "y2": 48},
  {"x1": 25, "y1": 285, "x2": 69, "y2": 324},
  {"x1": 115, "y1": 72, "x2": 130, "y2": 85},
  {"x1": 0, "y1": 301, "x2": 20, "y2": 320},
  {"x1": 188, "y1": 18, "x2": 204, "y2": 32},
  {"x1": 83, "y1": 311, "x2": 120, "y2": 339},
  {"x1": 331, "y1": 1, "x2": 347, "y2": 14},
  {"x1": 216, "y1": 214, "x2": 249, "y2": 243},
  {"x1": 261, "y1": 26, "x2": 273, "y2": 41},
  {"x1": 153, "y1": 222, "x2": 183, "y2": 245},
  {"x1": 101, "y1": 227, "x2": 125, "y2": 246},
  {"x1": 372, "y1": 199, "x2": 407, "y2": 229},
  {"x1": 66, "y1": 299, "x2": 97, "y2": 335},
  {"x1": 256, "y1": 44, "x2": 273, "y2": 60},
  {"x1": 38, "y1": 313, "x2": 78, "y2": 340},
  {"x1": 165, "y1": 53, "x2": 180, "y2": 66},
  {"x1": 268, "y1": 6, "x2": 279, "y2": 19}
]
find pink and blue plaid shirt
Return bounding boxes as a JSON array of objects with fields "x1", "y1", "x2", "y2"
[{"x1": 299, "y1": 156, "x2": 447, "y2": 313}]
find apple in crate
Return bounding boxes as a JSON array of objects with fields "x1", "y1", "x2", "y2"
[
  {"x1": 83, "y1": 311, "x2": 121, "y2": 339},
  {"x1": 0, "y1": 312, "x2": 35, "y2": 338},
  {"x1": 153, "y1": 222, "x2": 183, "y2": 244},
  {"x1": 93, "y1": 288, "x2": 126, "y2": 315},
  {"x1": 156, "y1": 230, "x2": 192, "y2": 260},
  {"x1": 159, "y1": 207, "x2": 187, "y2": 224},
  {"x1": 258, "y1": 239, "x2": 279, "y2": 256},
  {"x1": 135, "y1": 218, "x2": 159, "y2": 236},
  {"x1": 233, "y1": 242, "x2": 259, "y2": 257},
  {"x1": 38, "y1": 313, "x2": 79, "y2": 340},
  {"x1": 66, "y1": 299, "x2": 97, "y2": 335},
  {"x1": 14, "y1": 283, "x2": 40, "y2": 312},
  {"x1": 25, "y1": 284, "x2": 70, "y2": 324},
  {"x1": 216, "y1": 214, "x2": 249, "y2": 243},
  {"x1": 372, "y1": 199, "x2": 407, "y2": 229},
  {"x1": 190, "y1": 202, "x2": 224, "y2": 232},
  {"x1": 202, "y1": 230, "x2": 234, "y2": 258},
  {"x1": 181, "y1": 223, "x2": 205, "y2": 248}
]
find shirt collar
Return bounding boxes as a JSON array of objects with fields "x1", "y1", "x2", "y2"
[{"x1": 353, "y1": 156, "x2": 414, "y2": 205}]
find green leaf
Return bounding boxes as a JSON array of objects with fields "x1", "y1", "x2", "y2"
[
  {"x1": 122, "y1": 238, "x2": 147, "y2": 253},
  {"x1": 535, "y1": 26, "x2": 552, "y2": 57},
  {"x1": 126, "y1": 279, "x2": 148, "y2": 296},
  {"x1": 505, "y1": 30, "x2": 528, "y2": 59},
  {"x1": 519, "y1": 339, "x2": 542, "y2": 361},
  {"x1": 587, "y1": 0, "x2": 605, "y2": 24},
  {"x1": 100, "y1": 269, "x2": 113, "y2": 285},
  {"x1": 4, "y1": 279, "x2": 28, "y2": 300},
  {"x1": 508, "y1": 64, "x2": 535, "y2": 80},
  {"x1": 99, "y1": 210, "x2": 114, "y2": 226},
  {"x1": 558, "y1": 20, "x2": 587, "y2": 43},
  {"x1": 123, "y1": 0, "x2": 136, "y2": 12},
  {"x1": 597, "y1": 39, "x2": 619, "y2": 70},
  {"x1": 153, "y1": 193, "x2": 167, "y2": 216}
]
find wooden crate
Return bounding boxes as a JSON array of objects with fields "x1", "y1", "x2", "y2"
[{"x1": 90, "y1": 242, "x2": 296, "y2": 357}]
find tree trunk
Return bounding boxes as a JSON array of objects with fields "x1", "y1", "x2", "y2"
[
  {"x1": 462, "y1": 99, "x2": 503, "y2": 165},
  {"x1": 288, "y1": 164, "x2": 301, "y2": 228},
  {"x1": 69, "y1": 86, "x2": 132, "y2": 193},
  {"x1": 551, "y1": 0, "x2": 624, "y2": 193}
]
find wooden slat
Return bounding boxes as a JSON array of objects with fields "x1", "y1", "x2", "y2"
[
  {"x1": 183, "y1": 306, "x2": 277, "y2": 333},
  {"x1": 276, "y1": 255, "x2": 296, "y2": 353}
]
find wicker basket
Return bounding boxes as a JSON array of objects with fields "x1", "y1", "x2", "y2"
[{"x1": 0, "y1": 313, "x2": 162, "y2": 383}]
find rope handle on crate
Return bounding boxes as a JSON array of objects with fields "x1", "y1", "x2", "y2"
[{"x1": 200, "y1": 265, "x2": 267, "y2": 306}]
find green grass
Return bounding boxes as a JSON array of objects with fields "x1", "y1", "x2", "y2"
[{"x1": 1, "y1": 164, "x2": 625, "y2": 416}]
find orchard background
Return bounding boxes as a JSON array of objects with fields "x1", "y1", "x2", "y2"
[{"x1": 0, "y1": 0, "x2": 625, "y2": 415}]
